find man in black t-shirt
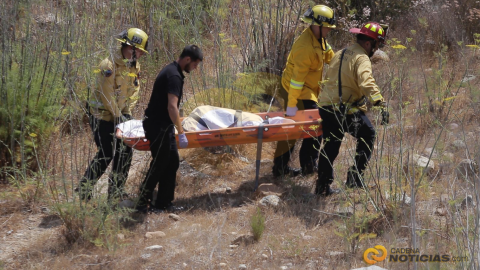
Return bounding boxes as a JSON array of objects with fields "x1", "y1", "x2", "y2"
[{"x1": 138, "y1": 45, "x2": 203, "y2": 212}]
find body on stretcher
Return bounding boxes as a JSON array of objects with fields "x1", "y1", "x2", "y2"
[{"x1": 115, "y1": 109, "x2": 322, "y2": 151}]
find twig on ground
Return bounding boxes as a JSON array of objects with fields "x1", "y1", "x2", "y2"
[
  {"x1": 313, "y1": 209, "x2": 348, "y2": 218},
  {"x1": 400, "y1": 225, "x2": 450, "y2": 241},
  {"x1": 82, "y1": 261, "x2": 112, "y2": 266},
  {"x1": 1, "y1": 214, "x2": 14, "y2": 227}
]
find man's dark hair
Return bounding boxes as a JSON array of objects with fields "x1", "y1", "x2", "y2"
[
  {"x1": 180, "y1": 45, "x2": 203, "y2": 61},
  {"x1": 356, "y1": 34, "x2": 375, "y2": 43}
]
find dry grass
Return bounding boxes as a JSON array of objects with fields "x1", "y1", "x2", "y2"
[
  {"x1": 3, "y1": 1, "x2": 480, "y2": 270},
  {"x1": 4, "y1": 75, "x2": 480, "y2": 269}
]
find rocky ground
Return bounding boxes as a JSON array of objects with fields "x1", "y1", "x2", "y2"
[{"x1": 1, "y1": 126, "x2": 478, "y2": 270}]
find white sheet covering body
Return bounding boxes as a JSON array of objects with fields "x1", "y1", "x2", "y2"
[
  {"x1": 182, "y1": 105, "x2": 261, "y2": 131},
  {"x1": 116, "y1": 106, "x2": 295, "y2": 137},
  {"x1": 116, "y1": 120, "x2": 145, "y2": 138}
]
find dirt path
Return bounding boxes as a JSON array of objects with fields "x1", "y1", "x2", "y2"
[{"x1": 0, "y1": 210, "x2": 62, "y2": 266}]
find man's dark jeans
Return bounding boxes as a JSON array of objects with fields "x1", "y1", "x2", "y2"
[{"x1": 138, "y1": 122, "x2": 179, "y2": 208}]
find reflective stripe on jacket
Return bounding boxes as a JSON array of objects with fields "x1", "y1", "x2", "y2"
[
  {"x1": 89, "y1": 47, "x2": 141, "y2": 122},
  {"x1": 319, "y1": 43, "x2": 384, "y2": 113},
  {"x1": 281, "y1": 27, "x2": 334, "y2": 107}
]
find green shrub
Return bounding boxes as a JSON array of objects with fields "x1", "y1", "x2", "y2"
[
  {"x1": 250, "y1": 208, "x2": 265, "y2": 241},
  {"x1": 51, "y1": 188, "x2": 134, "y2": 250}
]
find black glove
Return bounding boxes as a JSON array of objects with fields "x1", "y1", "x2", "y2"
[
  {"x1": 381, "y1": 109, "x2": 389, "y2": 125},
  {"x1": 115, "y1": 115, "x2": 129, "y2": 124},
  {"x1": 374, "y1": 100, "x2": 387, "y2": 107}
]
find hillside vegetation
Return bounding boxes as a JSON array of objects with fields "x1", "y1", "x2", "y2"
[{"x1": 1, "y1": 0, "x2": 480, "y2": 269}]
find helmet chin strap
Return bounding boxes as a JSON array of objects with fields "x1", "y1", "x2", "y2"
[
  {"x1": 368, "y1": 40, "x2": 377, "y2": 58},
  {"x1": 130, "y1": 45, "x2": 137, "y2": 67},
  {"x1": 318, "y1": 25, "x2": 327, "y2": 51}
]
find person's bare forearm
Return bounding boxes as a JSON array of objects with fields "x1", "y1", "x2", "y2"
[{"x1": 168, "y1": 105, "x2": 184, "y2": 134}]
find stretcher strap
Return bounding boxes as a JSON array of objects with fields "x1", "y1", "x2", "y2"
[
  {"x1": 234, "y1": 110, "x2": 242, "y2": 127},
  {"x1": 254, "y1": 122, "x2": 265, "y2": 191},
  {"x1": 190, "y1": 112, "x2": 210, "y2": 129},
  {"x1": 229, "y1": 110, "x2": 243, "y2": 128}
]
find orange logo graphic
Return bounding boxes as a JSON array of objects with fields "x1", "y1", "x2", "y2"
[{"x1": 364, "y1": 245, "x2": 387, "y2": 265}]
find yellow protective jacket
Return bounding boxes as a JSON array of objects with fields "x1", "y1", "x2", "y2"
[
  {"x1": 318, "y1": 43, "x2": 384, "y2": 113},
  {"x1": 281, "y1": 27, "x2": 335, "y2": 107},
  {"x1": 88, "y1": 47, "x2": 141, "y2": 122}
]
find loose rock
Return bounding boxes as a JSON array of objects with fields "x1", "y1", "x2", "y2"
[
  {"x1": 448, "y1": 123, "x2": 459, "y2": 131},
  {"x1": 405, "y1": 154, "x2": 435, "y2": 176},
  {"x1": 335, "y1": 206, "x2": 354, "y2": 216},
  {"x1": 239, "y1": 264, "x2": 247, "y2": 269},
  {"x1": 435, "y1": 207, "x2": 447, "y2": 216},
  {"x1": 259, "y1": 195, "x2": 281, "y2": 207},
  {"x1": 232, "y1": 234, "x2": 255, "y2": 245},
  {"x1": 462, "y1": 75, "x2": 476, "y2": 83},
  {"x1": 301, "y1": 232, "x2": 313, "y2": 240},
  {"x1": 385, "y1": 191, "x2": 412, "y2": 205},
  {"x1": 141, "y1": 253, "x2": 151, "y2": 259},
  {"x1": 440, "y1": 194, "x2": 449, "y2": 205},
  {"x1": 450, "y1": 140, "x2": 467, "y2": 151},
  {"x1": 169, "y1": 214, "x2": 180, "y2": 221},
  {"x1": 334, "y1": 204, "x2": 364, "y2": 216},
  {"x1": 423, "y1": 148, "x2": 438, "y2": 158},
  {"x1": 145, "y1": 231, "x2": 166, "y2": 239},
  {"x1": 327, "y1": 251, "x2": 346, "y2": 257},
  {"x1": 254, "y1": 183, "x2": 284, "y2": 198},
  {"x1": 214, "y1": 187, "x2": 226, "y2": 193},
  {"x1": 145, "y1": 245, "x2": 163, "y2": 251},
  {"x1": 117, "y1": 233, "x2": 125, "y2": 240}
]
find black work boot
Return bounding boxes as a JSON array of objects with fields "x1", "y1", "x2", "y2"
[
  {"x1": 315, "y1": 184, "x2": 340, "y2": 196},
  {"x1": 315, "y1": 173, "x2": 340, "y2": 196},
  {"x1": 272, "y1": 166, "x2": 301, "y2": 177},
  {"x1": 324, "y1": 186, "x2": 341, "y2": 196},
  {"x1": 134, "y1": 199, "x2": 149, "y2": 213},
  {"x1": 301, "y1": 164, "x2": 318, "y2": 176},
  {"x1": 345, "y1": 170, "x2": 363, "y2": 189}
]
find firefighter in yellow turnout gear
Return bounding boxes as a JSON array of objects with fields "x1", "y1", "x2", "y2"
[
  {"x1": 77, "y1": 28, "x2": 148, "y2": 200},
  {"x1": 315, "y1": 22, "x2": 388, "y2": 196},
  {"x1": 273, "y1": 5, "x2": 336, "y2": 177}
]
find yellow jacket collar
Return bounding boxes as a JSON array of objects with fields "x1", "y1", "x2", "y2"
[
  {"x1": 306, "y1": 27, "x2": 322, "y2": 48},
  {"x1": 113, "y1": 47, "x2": 139, "y2": 68},
  {"x1": 353, "y1": 42, "x2": 368, "y2": 56}
]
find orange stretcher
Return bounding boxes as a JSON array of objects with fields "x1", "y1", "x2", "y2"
[{"x1": 115, "y1": 109, "x2": 322, "y2": 190}]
